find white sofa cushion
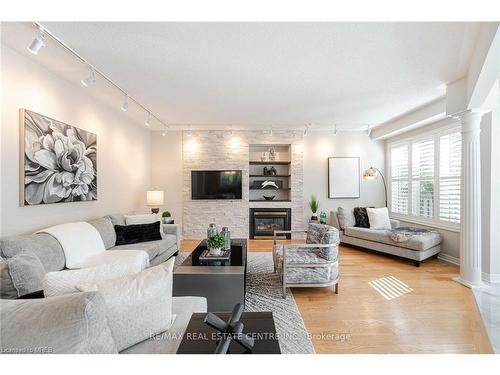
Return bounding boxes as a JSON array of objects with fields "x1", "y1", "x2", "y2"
[
  {"x1": 366, "y1": 207, "x2": 391, "y2": 230},
  {"x1": 43, "y1": 259, "x2": 145, "y2": 297},
  {"x1": 77, "y1": 258, "x2": 175, "y2": 351}
]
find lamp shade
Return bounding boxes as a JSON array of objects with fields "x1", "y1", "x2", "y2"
[
  {"x1": 147, "y1": 190, "x2": 164, "y2": 206},
  {"x1": 362, "y1": 167, "x2": 379, "y2": 180}
]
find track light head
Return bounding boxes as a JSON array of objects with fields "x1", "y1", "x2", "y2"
[
  {"x1": 27, "y1": 29, "x2": 45, "y2": 55},
  {"x1": 162, "y1": 131, "x2": 167, "y2": 137},
  {"x1": 269, "y1": 128, "x2": 273, "y2": 137},
  {"x1": 365, "y1": 125, "x2": 371, "y2": 136},
  {"x1": 145, "y1": 112, "x2": 151, "y2": 127},
  {"x1": 81, "y1": 69, "x2": 96, "y2": 87},
  {"x1": 333, "y1": 125, "x2": 338, "y2": 136},
  {"x1": 303, "y1": 124, "x2": 310, "y2": 137},
  {"x1": 121, "y1": 96, "x2": 129, "y2": 112},
  {"x1": 186, "y1": 130, "x2": 192, "y2": 137}
]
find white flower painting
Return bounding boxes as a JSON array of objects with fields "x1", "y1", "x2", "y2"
[{"x1": 21, "y1": 109, "x2": 97, "y2": 205}]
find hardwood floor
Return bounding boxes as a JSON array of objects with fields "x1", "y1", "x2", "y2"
[{"x1": 179, "y1": 239, "x2": 493, "y2": 354}]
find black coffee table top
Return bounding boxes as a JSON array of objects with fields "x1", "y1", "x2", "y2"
[
  {"x1": 176, "y1": 312, "x2": 281, "y2": 354},
  {"x1": 182, "y1": 238, "x2": 247, "y2": 267}
]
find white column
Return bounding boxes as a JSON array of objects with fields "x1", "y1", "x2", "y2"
[{"x1": 453, "y1": 110, "x2": 484, "y2": 288}]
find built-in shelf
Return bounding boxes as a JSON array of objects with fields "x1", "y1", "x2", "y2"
[
  {"x1": 249, "y1": 161, "x2": 291, "y2": 165},
  {"x1": 249, "y1": 174, "x2": 291, "y2": 177},
  {"x1": 249, "y1": 199, "x2": 291, "y2": 202},
  {"x1": 249, "y1": 188, "x2": 291, "y2": 191}
]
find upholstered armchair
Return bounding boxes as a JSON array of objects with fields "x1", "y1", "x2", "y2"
[{"x1": 272, "y1": 223, "x2": 340, "y2": 298}]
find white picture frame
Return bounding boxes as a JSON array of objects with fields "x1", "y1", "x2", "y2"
[{"x1": 328, "y1": 157, "x2": 360, "y2": 199}]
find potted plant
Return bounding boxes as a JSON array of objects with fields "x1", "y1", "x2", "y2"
[
  {"x1": 207, "y1": 233, "x2": 226, "y2": 256},
  {"x1": 162, "y1": 211, "x2": 172, "y2": 224},
  {"x1": 309, "y1": 195, "x2": 319, "y2": 222}
]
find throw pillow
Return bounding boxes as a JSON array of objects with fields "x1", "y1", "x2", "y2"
[
  {"x1": 0, "y1": 291, "x2": 117, "y2": 353},
  {"x1": 6, "y1": 252, "x2": 46, "y2": 297},
  {"x1": 337, "y1": 207, "x2": 356, "y2": 229},
  {"x1": 114, "y1": 222, "x2": 162, "y2": 246},
  {"x1": 366, "y1": 207, "x2": 392, "y2": 230},
  {"x1": 353, "y1": 207, "x2": 370, "y2": 228},
  {"x1": 43, "y1": 259, "x2": 145, "y2": 297},
  {"x1": 76, "y1": 258, "x2": 175, "y2": 352},
  {"x1": 124, "y1": 213, "x2": 161, "y2": 225},
  {"x1": 124, "y1": 213, "x2": 165, "y2": 239}
]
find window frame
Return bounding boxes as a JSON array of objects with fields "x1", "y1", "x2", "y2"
[{"x1": 387, "y1": 124, "x2": 461, "y2": 232}]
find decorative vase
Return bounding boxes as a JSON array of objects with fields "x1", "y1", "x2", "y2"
[
  {"x1": 209, "y1": 247, "x2": 222, "y2": 256},
  {"x1": 207, "y1": 223, "x2": 218, "y2": 239},
  {"x1": 319, "y1": 211, "x2": 328, "y2": 224},
  {"x1": 310, "y1": 214, "x2": 319, "y2": 223},
  {"x1": 221, "y1": 227, "x2": 231, "y2": 250}
]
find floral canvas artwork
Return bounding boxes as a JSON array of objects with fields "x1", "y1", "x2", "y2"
[{"x1": 21, "y1": 109, "x2": 97, "y2": 205}]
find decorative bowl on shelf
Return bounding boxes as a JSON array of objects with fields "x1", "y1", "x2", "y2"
[{"x1": 263, "y1": 195, "x2": 275, "y2": 200}]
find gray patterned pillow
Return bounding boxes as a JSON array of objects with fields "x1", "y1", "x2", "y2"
[{"x1": 337, "y1": 207, "x2": 356, "y2": 229}]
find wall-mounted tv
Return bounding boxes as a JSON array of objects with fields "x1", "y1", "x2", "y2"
[{"x1": 191, "y1": 170, "x2": 242, "y2": 200}]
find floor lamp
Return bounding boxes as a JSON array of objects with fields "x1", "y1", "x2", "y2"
[{"x1": 362, "y1": 167, "x2": 387, "y2": 207}]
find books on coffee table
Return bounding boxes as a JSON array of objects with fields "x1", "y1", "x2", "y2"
[{"x1": 199, "y1": 249, "x2": 231, "y2": 262}]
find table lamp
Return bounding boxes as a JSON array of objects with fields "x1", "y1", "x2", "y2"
[{"x1": 147, "y1": 190, "x2": 164, "y2": 214}]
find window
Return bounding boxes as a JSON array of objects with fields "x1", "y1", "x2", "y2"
[{"x1": 388, "y1": 127, "x2": 461, "y2": 228}]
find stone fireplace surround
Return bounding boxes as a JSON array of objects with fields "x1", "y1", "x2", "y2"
[{"x1": 182, "y1": 130, "x2": 304, "y2": 239}]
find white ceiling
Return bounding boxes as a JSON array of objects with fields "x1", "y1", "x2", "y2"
[{"x1": 3, "y1": 22, "x2": 481, "y2": 130}]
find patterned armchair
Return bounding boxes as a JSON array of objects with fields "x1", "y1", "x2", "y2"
[{"x1": 272, "y1": 223, "x2": 340, "y2": 298}]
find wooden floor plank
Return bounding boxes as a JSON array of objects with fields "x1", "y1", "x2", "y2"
[{"x1": 180, "y1": 239, "x2": 493, "y2": 354}]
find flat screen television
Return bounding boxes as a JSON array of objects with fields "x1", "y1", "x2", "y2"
[{"x1": 191, "y1": 170, "x2": 242, "y2": 200}]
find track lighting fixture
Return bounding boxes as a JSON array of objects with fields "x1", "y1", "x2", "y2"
[
  {"x1": 333, "y1": 125, "x2": 338, "y2": 136},
  {"x1": 365, "y1": 125, "x2": 371, "y2": 136},
  {"x1": 81, "y1": 69, "x2": 96, "y2": 87},
  {"x1": 186, "y1": 130, "x2": 192, "y2": 137},
  {"x1": 121, "y1": 96, "x2": 129, "y2": 112},
  {"x1": 162, "y1": 130, "x2": 167, "y2": 137},
  {"x1": 27, "y1": 27, "x2": 45, "y2": 55},
  {"x1": 28, "y1": 23, "x2": 171, "y2": 134},
  {"x1": 269, "y1": 128, "x2": 273, "y2": 137},
  {"x1": 303, "y1": 124, "x2": 310, "y2": 137}
]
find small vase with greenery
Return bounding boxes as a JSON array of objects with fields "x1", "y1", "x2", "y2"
[
  {"x1": 309, "y1": 195, "x2": 319, "y2": 222},
  {"x1": 162, "y1": 211, "x2": 172, "y2": 224},
  {"x1": 207, "y1": 233, "x2": 225, "y2": 256}
]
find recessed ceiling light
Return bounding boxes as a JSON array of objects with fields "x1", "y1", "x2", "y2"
[{"x1": 27, "y1": 28, "x2": 45, "y2": 55}]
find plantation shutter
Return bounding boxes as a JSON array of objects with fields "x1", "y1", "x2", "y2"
[
  {"x1": 411, "y1": 139, "x2": 434, "y2": 218},
  {"x1": 439, "y1": 131, "x2": 461, "y2": 223},
  {"x1": 390, "y1": 144, "x2": 409, "y2": 214}
]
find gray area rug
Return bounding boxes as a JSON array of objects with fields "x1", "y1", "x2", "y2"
[{"x1": 175, "y1": 252, "x2": 315, "y2": 354}]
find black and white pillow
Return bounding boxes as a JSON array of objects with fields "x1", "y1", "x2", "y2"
[{"x1": 353, "y1": 207, "x2": 370, "y2": 228}]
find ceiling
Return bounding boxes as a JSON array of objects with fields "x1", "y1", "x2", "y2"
[{"x1": 2, "y1": 22, "x2": 482, "y2": 130}]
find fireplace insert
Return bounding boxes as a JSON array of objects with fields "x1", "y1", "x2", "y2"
[{"x1": 249, "y1": 208, "x2": 291, "y2": 239}]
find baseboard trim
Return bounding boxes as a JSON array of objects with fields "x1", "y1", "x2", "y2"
[
  {"x1": 437, "y1": 253, "x2": 460, "y2": 265},
  {"x1": 482, "y1": 272, "x2": 500, "y2": 284}
]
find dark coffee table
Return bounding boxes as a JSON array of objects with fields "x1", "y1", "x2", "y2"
[
  {"x1": 176, "y1": 312, "x2": 281, "y2": 354},
  {"x1": 173, "y1": 239, "x2": 247, "y2": 311}
]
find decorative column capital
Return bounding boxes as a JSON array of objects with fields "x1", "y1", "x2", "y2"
[{"x1": 450, "y1": 109, "x2": 485, "y2": 131}]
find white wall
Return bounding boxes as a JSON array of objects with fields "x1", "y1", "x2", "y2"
[
  {"x1": 151, "y1": 131, "x2": 183, "y2": 224},
  {"x1": 1, "y1": 45, "x2": 152, "y2": 236},
  {"x1": 303, "y1": 131, "x2": 386, "y2": 222}
]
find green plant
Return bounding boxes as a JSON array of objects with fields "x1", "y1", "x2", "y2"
[
  {"x1": 309, "y1": 195, "x2": 319, "y2": 214},
  {"x1": 207, "y1": 233, "x2": 225, "y2": 249},
  {"x1": 162, "y1": 211, "x2": 171, "y2": 218}
]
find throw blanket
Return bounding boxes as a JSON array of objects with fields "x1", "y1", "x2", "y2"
[
  {"x1": 389, "y1": 227, "x2": 438, "y2": 243},
  {"x1": 37, "y1": 222, "x2": 105, "y2": 269}
]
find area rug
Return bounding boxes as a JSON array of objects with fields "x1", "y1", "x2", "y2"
[{"x1": 175, "y1": 252, "x2": 315, "y2": 354}]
